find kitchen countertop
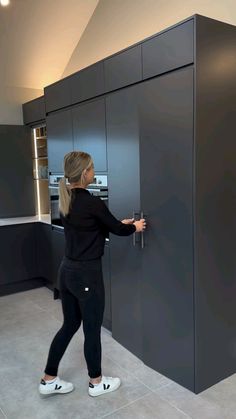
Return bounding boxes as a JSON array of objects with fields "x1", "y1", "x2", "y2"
[{"x1": 0, "y1": 214, "x2": 51, "y2": 227}]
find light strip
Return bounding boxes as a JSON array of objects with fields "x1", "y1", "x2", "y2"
[{"x1": 33, "y1": 128, "x2": 41, "y2": 217}]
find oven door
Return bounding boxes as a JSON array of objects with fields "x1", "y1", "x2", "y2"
[{"x1": 49, "y1": 186, "x2": 64, "y2": 229}]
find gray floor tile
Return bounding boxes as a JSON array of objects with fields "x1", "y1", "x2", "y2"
[
  {"x1": 102, "y1": 333, "x2": 172, "y2": 390},
  {"x1": 1, "y1": 288, "x2": 236, "y2": 419},
  {"x1": 0, "y1": 307, "x2": 61, "y2": 342},
  {"x1": 199, "y1": 376, "x2": 236, "y2": 417},
  {"x1": 0, "y1": 357, "x2": 150, "y2": 419},
  {"x1": 155, "y1": 381, "x2": 195, "y2": 406},
  {"x1": 177, "y1": 396, "x2": 233, "y2": 419},
  {"x1": 155, "y1": 380, "x2": 236, "y2": 419},
  {"x1": 102, "y1": 391, "x2": 191, "y2": 419},
  {"x1": 0, "y1": 407, "x2": 7, "y2": 419}
]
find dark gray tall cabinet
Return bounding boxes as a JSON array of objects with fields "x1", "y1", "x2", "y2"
[
  {"x1": 41, "y1": 14, "x2": 236, "y2": 394},
  {"x1": 106, "y1": 16, "x2": 236, "y2": 394},
  {"x1": 106, "y1": 67, "x2": 194, "y2": 388}
]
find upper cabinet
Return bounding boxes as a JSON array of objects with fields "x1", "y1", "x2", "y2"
[
  {"x1": 104, "y1": 45, "x2": 142, "y2": 92},
  {"x1": 72, "y1": 98, "x2": 107, "y2": 172},
  {"x1": 23, "y1": 96, "x2": 45, "y2": 125},
  {"x1": 142, "y1": 20, "x2": 194, "y2": 79},
  {"x1": 46, "y1": 108, "x2": 73, "y2": 173},
  {"x1": 44, "y1": 78, "x2": 71, "y2": 113},
  {"x1": 70, "y1": 62, "x2": 105, "y2": 105}
]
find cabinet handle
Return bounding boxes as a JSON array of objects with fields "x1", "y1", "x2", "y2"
[
  {"x1": 132, "y1": 211, "x2": 140, "y2": 247},
  {"x1": 140, "y1": 211, "x2": 146, "y2": 249}
]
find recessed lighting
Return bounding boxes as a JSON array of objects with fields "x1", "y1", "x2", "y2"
[{"x1": 0, "y1": 0, "x2": 10, "y2": 6}]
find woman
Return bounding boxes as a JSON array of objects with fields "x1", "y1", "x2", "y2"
[{"x1": 39, "y1": 151, "x2": 146, "y2": 397}]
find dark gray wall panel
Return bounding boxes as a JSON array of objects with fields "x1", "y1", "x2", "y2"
[
  {"x1": 23, "y1": 96, "x2": 45, "y2": 125},
  {"x1": 140, "y1": 67, "x2": 194, "y2": 391},
  {"x1": 142, "y1": 20, "x2": 194, "y2": 79},
  {"x1": 46, "y1": 109, "x2": 73, "y2": 173},
  {"x1": 194, "y1": 15, "x2": 236, "y2": 393},
  {"x1": 104, "y1": 45, "x2": 142, "y2": 92},
  {"x1": 70, "y1": 62, "x2": 105, "y2": 105},
  {"x1": 0, "y1": 125, "x2": 35, "y2": 217},
  {"x1": 72, "y1": 98, "x2": 107, "y2": 172},
  {"x1": 45, "y1": 78, "x2": 71, "y2": 113}
]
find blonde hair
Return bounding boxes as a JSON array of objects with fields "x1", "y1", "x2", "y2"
[{"x1": 59, "y1": 151, "x2": 93, "y2": 216}]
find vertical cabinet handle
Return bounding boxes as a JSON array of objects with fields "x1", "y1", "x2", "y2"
[
  {"x1": 140, "y1": 211, "x2": 144, "y2": 249},
  {"x1": 140, "y1": 211, "x2": 147, "y2": 249},
  {"x1": 132, "y1": 211, "x2": 140, "y2": 247}
]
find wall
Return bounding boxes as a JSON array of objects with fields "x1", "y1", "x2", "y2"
[
  {"x1": 62, "y1": 0, "x2": 236, "y2": 77},
  {"x1": 0, "y1": 86, "x2": 43, "y2": 125}
]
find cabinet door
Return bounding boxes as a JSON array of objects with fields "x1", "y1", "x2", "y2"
[
  {"x1": 45, "y1": 78, "x2": 71, "y2": 113},
  {"x1": 51, "y1": 228, "x2": 65, "y2": 287},
  {"x1": 140, "y1": 67, "x2": 194, "y2": 390},
  {"x1": 106, "y1": 85, "x2": 142, "y2": 358},
  {"x1": 102, "y1": 243, "x2": 111, "y2": 331},
  {"x1": 0, "y1": 224, "x2": 37, "y2": 285},
  {"x1": 46, "y1": 109, "x2": 73, "y2": 173},
  {"x1": 23, "y1": 96, "x2": 45, "y2": 125},
  {"x1": 70, "y1": 62, "x2": 105, "y2": 105},
  {"x1": 0, "y1": 125, "x2": 35, "y2": 218},
  {"x1": 104, "y1": 45, "x2": 142, "y2": 92},
  {"x1": 142, "y1": 20, "x2": 194, "y2": 79},
  {"x1": 35, "y1": 223, "x2": 52, "y2": 282},
  {"x1": 72, "y1": 98, "x2": 107, "y2": 172}
]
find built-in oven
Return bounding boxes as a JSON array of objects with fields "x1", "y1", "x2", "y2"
[{"x1": 49, "y1": 174, "x2": 108, "y2": 234}]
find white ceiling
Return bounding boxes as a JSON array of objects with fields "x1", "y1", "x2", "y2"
[{"x1": 0, "y1": 0, "x2": 99, "y2": 90}]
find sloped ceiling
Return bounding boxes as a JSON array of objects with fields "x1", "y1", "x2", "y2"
[{"x1": 0, "y1": 0, "x2": 99, "y2": 90}]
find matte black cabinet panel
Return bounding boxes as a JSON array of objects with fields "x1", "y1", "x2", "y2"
[
  {"x1": 102, "y1": 244, "x2": 111, "y2": 331},
  {"x1": 51, "y1": 228, "x2": 65, "y2": 287},
  {"x1": 72, "y1": 98, "x2": 107, "y2": 172},
  {"x1": 142, "y1": 20, "x2": 194, "y2": 79},
  {"x1": 35, "y1": 223, "x2": 53, "y2": 282},
  {"x1": 104, "y1": 45, "x2": 142, "y2": 92},
  {"x1": 70, "y1": 62, "x2": 105, "y2": 105},
  {"x1": 139, "y1": 68, "x2": 194, "y2": 390},
  {"x1": 0, "y1": 125, "x2": 35, "y2": 218},
  {"x1": 45, "y1": 78, "x2": 71, "y2": 113},
  {"x1": 106, "y1": 85, "x2": 142, "y2": 359},
  {"x1": 194, "y1": 14, "x2": 236, "y2": 394},
  {"x1": 0, "y1": 224, "x2": 37, "y2": 285},
  {"x1": 23, "y1": 96, "x2": 45, "y2": 125},
  {"x1": 46, "y1": 109, "x2": 73, "y2": 173}
]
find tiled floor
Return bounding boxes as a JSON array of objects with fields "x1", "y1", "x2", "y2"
[{"x1": 0, "y1": 287, "x2": 235, "y2": 419}]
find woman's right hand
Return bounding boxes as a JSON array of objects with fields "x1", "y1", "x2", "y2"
[{"x1": 134, "y1": 218, "x2": 146, "y2": 232}]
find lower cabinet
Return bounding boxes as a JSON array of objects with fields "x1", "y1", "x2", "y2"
[
  {"x1": 50, "y1": 227, "x2": 65, "y2": 292},
  {"x1": 0, "y1": 222, "x2": 112, "y2": 331},
  {"x1": 0, "y1": 223, "x2": 41, "y2": 295},
  {"x1": 35, "y1": 223, "x2": 52, "y2": 283}
]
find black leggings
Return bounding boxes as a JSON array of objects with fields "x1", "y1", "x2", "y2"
[{"x1": 44, "y1": 257, "x2": 105, "y2": 379}]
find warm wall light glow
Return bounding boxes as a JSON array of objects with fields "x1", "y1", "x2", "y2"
[{"x1": 0, "y1": 0, "x2": 10, "y2": 6}]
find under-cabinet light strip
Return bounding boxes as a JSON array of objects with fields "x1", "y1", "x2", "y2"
[{"x1": 33, "y1": 128, "x2": 41, "y2": 216}]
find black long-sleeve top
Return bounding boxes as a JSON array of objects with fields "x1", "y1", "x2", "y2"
[{"x1": 61, "y1": 188, "x2": 136, "y2": 261}]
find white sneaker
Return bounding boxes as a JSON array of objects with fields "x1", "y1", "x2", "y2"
[
  {"x1": 39, "y1": 377, "x2": 74, "y2": 396},
  {"x1": 88, "y1": 376, "x2": 121, "y2": 397}
]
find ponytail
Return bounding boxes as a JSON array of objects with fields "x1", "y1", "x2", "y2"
[
  {"x1": 59, "y1": 177, "x2": 71, "y2": 216},
  {"x1": 59, "y1": 150, "x2": 93, "y2": 216}
]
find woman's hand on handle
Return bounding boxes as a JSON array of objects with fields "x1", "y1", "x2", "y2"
[
  {"x1": 134, "y1": 218, "x2": 146, "y2": 232},
  {"x1": 121, "y1": 218, "x2": 135, "y2": 225}
]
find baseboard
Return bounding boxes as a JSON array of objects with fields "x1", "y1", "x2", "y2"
[{"x1": 0, "y1": 278, "x2": 47, "y2": 297}]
